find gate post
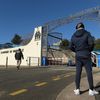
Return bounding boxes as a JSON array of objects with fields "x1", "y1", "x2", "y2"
[
  {"x1": 6, "y1": 57, "x2": 8, "y2": 68},
  {"x1": 29, "y1": 57, "x2": 31, "y2": 67}
]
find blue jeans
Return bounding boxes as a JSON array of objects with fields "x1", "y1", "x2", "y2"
[{"x1": 75, "y1": 57, "x2": 94, "y2": 90}]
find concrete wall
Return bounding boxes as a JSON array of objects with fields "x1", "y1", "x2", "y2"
[{"x1": 0, "y1": 26, "x2": 42, "y2": 67}]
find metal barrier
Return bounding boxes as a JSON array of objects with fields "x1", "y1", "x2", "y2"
[
  {"x1": 27, "y1": 57, "x2": 39, "y2": 66},
  {"x1": 47, "y1": 57, "x2": 62, "y2": 65}
]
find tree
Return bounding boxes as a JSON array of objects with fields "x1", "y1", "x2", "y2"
[
  {"x1": 95, "y1": 39, "x2": 100, "y2": 44},
  {"x1": 94, "y1": 38, "x2": 100, "y2": 50},
  {"x1": 94, "y1": 44, "x2": 100, "y2": 50},
  {"x1": 11, "y1": 34, "x2": 23, "y2": 45},
  {"x1": 21, "y1": 38, "x2": 31, "y2": 45},
  {"x1": 59, "y1": 39, "x2": 69, "y2": 50}
]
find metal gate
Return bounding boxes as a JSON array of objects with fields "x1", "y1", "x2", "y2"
[
  {"x1": 47, "y1": 57, "x2": 62, "y2": 65},
  {"x1": 27, "y1": 57, "x2": 39, "y2": 66}
]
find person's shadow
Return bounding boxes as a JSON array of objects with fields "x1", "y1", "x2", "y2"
[
  {"x1": 80, "y1": 85, "x2": 100, "y2": 95},
  {"x1": 80, "y1": 89, "x2": 89, "y2": 94}
]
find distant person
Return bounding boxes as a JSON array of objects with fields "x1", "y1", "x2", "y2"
[
  {"x1": 15, "y1": 48, "x2": 24, "y2": 70},
  {"x1": 69, "y1": 22, "x2": 99, "y2": 96}
]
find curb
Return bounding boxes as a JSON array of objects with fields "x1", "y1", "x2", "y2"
[{"x1": 56, "y1": 69, "x2": 100, "y2": 100}]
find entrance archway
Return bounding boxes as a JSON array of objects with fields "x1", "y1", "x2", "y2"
[{"x1": 41, "y1": 7, "x2": 100, "y2": 65}]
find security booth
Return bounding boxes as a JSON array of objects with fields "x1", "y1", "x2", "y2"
[{"x1": 91, "y1": 51, "x2": 100, "y2": 68}]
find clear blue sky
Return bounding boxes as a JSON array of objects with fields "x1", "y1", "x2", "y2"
[{"x1": 0, "y1": 0, "x2": 100, "y2": 43}]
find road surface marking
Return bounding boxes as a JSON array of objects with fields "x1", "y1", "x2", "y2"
[
  {"x1": 35, "y1": 82, "x2": 47, "y2": 87},
  {"x1": 9, "y1": 89, "x2": 27, "y2": 96},
  {"x1": 34, "y1": 81, "x2": 39, "y2": 84},
  {"x1": 52, "y1": 76, "x2": 61, "y2": 81},
  {"x1": 70, "y1": 72, "x2": 75, "y2": 75},
  {"x1": 64, "y1": 74, "x2": 71, "y2": 77}
]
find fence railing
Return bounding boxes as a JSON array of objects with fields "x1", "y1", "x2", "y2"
[{"x1": 27, "y1": 57, "x2": 39, "y2": 66}]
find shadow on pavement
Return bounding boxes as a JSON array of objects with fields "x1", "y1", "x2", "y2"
[
  {"x1": 95, "y1": 83, "x2": 100, "y2": 100},
  {"x1": 80, "y1": 85, "x2": 100, "y2": 95},
  {"x1": 80, "y1": 89, "x2": 89, "y2": 94}
]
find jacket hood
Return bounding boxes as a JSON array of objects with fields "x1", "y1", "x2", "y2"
[{"x1": 74, "y1": 29, "x2": 84, "y2": 37}]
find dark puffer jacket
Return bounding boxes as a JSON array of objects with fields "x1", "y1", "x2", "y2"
[
  {"x1": 69, "y1": 29, "x2": 94, "y2": 58},
  {"x1": 15, "y1": 50, "x2": 24, "y2": 60}
]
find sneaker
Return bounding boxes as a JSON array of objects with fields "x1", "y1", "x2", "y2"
[
  {"x1": 74, "y1": 89, "x2": 80, "y2": 95},
  {"x1": 89, "y1": 89, "x2": 99, "y2": 96},
  {"x1": 17, "y1": 66, "x2": 19, "y2": 70}
]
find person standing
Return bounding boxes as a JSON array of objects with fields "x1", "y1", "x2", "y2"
[
  {"x1": 69, "y1": 22, "x2": 99, "y2": 96},
  {"x1": 15, "y1": 48, "x2": 24, "y2": 70}
]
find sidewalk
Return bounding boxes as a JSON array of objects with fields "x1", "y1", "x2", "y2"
[{"x1": 56, "y1": 67, "x2": 100, "y2": 100}]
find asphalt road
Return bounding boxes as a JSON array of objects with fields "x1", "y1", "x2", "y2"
[{"x1": 0, "y1": 66, "x2": 76, "y2": 100}]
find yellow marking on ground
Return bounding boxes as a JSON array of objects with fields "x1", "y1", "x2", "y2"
[
  {"x1": 34, "y1": 81, "x2": 39, "y2": 84},
  {"x1": 35, "y1": 82, "x2": 47, "y2": 87},
  {"x1": 70, "y1": 72, "x2": 75, "y2": 75},
  {"x1": 52, "y1": 75, "x2": 60, "y2": 78},
  {"x1": 70, "y1": 73, "x2": 75, "y2": 76},
  {"x1": 9, "y1": 89, "x2": 27, "y2": 96},
  {"x1": 64, "y1": 74, "x2": 71, "y2": 78},
  {"x1": 52, "y1": 76, "x2": 61, "y2": 81}
]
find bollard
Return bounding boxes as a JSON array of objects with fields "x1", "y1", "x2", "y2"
[{"x1": 6, "y1": 57, "x2": 8, "y2": 68}]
